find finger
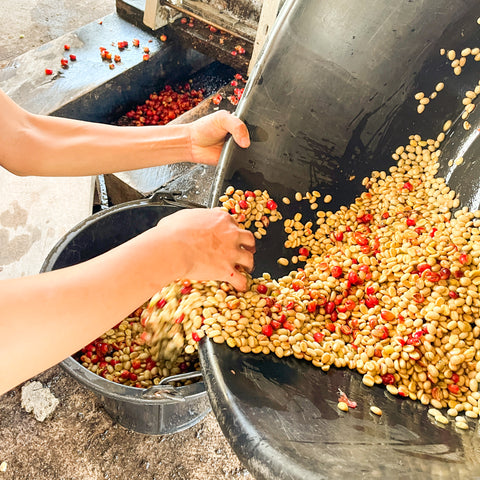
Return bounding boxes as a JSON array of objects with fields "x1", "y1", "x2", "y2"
[
  {"x1": 216, "y1": 111, "x2": 250, "y2": 148},
  {"x1": 241, "y1": 243, "x2": 256, "y2": 254},
  {"x1": 235, "y1": 249, "x2": 255, "y2": 272},
  {"x1": 238, "y1": 229, "x2": 256, "y2": 252},
  {"x1": 227, "y1": 269, "x2": 249, "y2": 292}
]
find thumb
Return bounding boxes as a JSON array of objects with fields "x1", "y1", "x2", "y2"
[{"x1": 216, "y1": 111, "x2": 250, "y2": 149}]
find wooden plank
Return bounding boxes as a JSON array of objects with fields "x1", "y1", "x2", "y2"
[
  {"x1": 162, "y1": 0, "x2": 257, "y2": 42},
  {"x1": 144, "y1": 0, "x2": 169, "y2": 30},
  {"x1": 248, "y1": 0, "x2": 281, "y2": 76}
]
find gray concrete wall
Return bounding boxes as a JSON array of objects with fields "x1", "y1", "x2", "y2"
[{"x1": 0, "y1": 0, "x2": 116, "y2": 280}]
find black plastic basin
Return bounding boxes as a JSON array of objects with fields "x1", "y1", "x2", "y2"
[{"x1": 199, "y1": 0, "x2": 480, "y2": 478}]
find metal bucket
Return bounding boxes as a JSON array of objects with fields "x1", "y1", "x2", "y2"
[
  {"x1": 41, "y1": 198, "x2": 210, "y2": 435},
  {"x1": 200, "y1": 0, "x2": 480, "y2": 478}
]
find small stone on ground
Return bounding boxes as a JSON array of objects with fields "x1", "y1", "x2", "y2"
[{"x1": 21, "y1": 381, "x2": 59, "y2": 422}]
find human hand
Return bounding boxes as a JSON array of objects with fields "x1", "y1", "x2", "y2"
[
  {"x1": 189, "y1": 110, "x2": 250, "y2": 165},
  {"x1": 157, "y1": 207, "x2": 255, "y2": 291}
]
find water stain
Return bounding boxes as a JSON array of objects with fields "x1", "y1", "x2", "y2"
[
  {"x1": 0, "y1": 201, "x2": 28, "y2": 228},
  {"x1": 0, "y1": 225, "x2": 41, "y2": 265}
]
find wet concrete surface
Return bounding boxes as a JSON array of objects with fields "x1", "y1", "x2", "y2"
[{"x1": 0, "y1": 1, "x2": 255, "y2": 479}]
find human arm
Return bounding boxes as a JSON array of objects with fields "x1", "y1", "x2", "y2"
[
  {"x1": 0, "y1": 208, "x2": 255, "y2": 396},
  {"x1": 0, "y1": 89, "x2": 250, "y2": 176}
]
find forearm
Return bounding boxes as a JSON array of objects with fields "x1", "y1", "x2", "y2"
[
  {"x1": 0, "y1": 90, "x2": 193, "y2": 176},
  {"x1": 0, "y1": 227, "x2": 180, "y2": 395}
]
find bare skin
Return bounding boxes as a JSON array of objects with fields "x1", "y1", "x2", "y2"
[
  {"x1": 0, "y1": 89, "x2": 250, "y2": 175},
  {"x1": 0, "y1": 89, "x2": 254, "y2": 396}
]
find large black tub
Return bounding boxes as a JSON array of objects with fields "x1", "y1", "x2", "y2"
[{"x1": 199, "y1": 0, "x2": 480, "y2": 479}]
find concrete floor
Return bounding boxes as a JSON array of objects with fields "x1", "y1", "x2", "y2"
[
  {"x1": 0, "y1": 1, "x2": 254, "y2": 479},
  {"x1": 0, "y1": 0, "x2": 116, "y2": 67}
]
